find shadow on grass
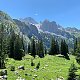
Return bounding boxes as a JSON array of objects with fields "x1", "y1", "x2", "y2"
[{"x1": 56, "y1": 55, "x2": 70, "y2": 60}]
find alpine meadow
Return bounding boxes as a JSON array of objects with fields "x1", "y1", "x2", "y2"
[{"x1": 0, "y1": 0, "x2": 80, "y2": 80}]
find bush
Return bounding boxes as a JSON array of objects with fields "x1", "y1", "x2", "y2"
[
  {"x1": 39, "y1": 53, "x2": 44, "y2": 58},
  {"x1": 10, "y1": 66, "x2": 15, "y2": 71},
  {"x1": 31, "y1": 59, "x2": 35, "y2": 66},
  {"x1": 77, "y1": 75, "x2": 80, "y2": 80},
  {"x1": 67, "y1": 63, "x2": 77, "y2": 80},
  {"x1": 76, "y1": 53, "x2": 80, "y2": 64},
  {"x1": 36, "y1": 61, "x2": 40, "y2": 70}
]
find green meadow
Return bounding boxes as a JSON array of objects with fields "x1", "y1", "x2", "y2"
[{"x1": 2, "y1": 54, "x2": 80, "y2": 80}]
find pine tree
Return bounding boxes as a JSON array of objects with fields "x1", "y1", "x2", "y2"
[
  {"x1": 9, "y1": 27, "x2": 15, "y2": 58},
  {"x1": 35, "y1": 40, "x2": 39, "y2": 55},
  {"x1": 77, "y1": 75, "x2": 80, "y2": 80},
  {"x1": 76, "y1": 52, "x2": 80, "y2": 64},
  {"x1": 44, "y1": 47, "x2": 47, "y2": 55},
  {"x1": 38, "y1": 40, "x2": 44, "y2": 58},
  {"x1": 74, "y1": 38, "x2": 77, "y2": 53},
  {"x1": 21, "y1": 34, "x2": 25, "y2": 56},
  {"x1": 55, "y1": 40, "x2": 59, "y2": 54},
  {"x1": 0, "y1": 23, "x2": 7, "y2": 68},
  {"x1": 14, "y1": 35, "x2": 24, "y2": 60},
  {"x1": 27, "y1": 43, "x2": 31, "y2": 54},
  {"x1": 9, "y1": 27, "x2": 24, "y2": 60},
  {"x1": 49, "y1": 38, "x2": 55, "y2": 55},
  {"x1": 67, "y1": 63, "x2": 77, "y2": 80},
  {"x1": 49, "y1": 38, "x2": 59, "y2": 55},
  {"x1": 61, "y1": 40, "x2": 69, "y2": 59},
  {"x1": 74, "y1": 38, "x2": 80, "y2": 64},
  {"x1": 31, "y1": 38, "x2": 36, "y2": 58},
  {"x1": 21, "y1": 35, "x2": 25, "y2": 53}
]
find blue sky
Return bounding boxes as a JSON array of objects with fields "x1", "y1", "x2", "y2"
[{"x1": 0, "y1": 0, "x2": 80, "y2": 29}]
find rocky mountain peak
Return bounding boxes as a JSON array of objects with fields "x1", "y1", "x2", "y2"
[
  {"x1": 0, "y1": 11, "x2": 13, "y2": 22},
  {"x1": 20, "y1": 17, "x2": 38, "y2": 24}
]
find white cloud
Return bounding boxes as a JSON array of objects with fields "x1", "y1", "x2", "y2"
[{"x1": 34, "y1": 13, "x2": 38, "y2": 16}]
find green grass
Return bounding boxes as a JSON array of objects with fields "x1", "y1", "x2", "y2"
[{"x1": 2, "y1": 54, "x2": 80, "y2": 80}]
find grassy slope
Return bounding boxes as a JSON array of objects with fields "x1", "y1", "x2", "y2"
[{"x1": 4, "y1": 55, "x2": 80, "y2": 80}]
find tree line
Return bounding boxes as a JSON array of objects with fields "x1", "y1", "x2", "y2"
[
  {"x1": 0, "y1": 23, "x2": 71, "y2": 69},
  {"x1": 27, "y1": 37, "x2": 69, "y2": 59},
  {"x1": 0, "y1": 23, "x2": 25, "y2": 68}
]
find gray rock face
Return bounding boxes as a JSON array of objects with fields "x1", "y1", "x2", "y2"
[
  {"x1": 20, "y1": 17, "x2": 38, "y2": 24},
  {"x1": 65, "y1": 27, "x2": 80, "y2": 33},
  {"x1": 0, "y1": 11, "x2": 30, "y2": 50},
  {"x1": 1, "y1": 10, "x2": 80, "y2": 49},
  {"x1": 40, "y1": 19, "x2": 74, "y2": 39},
  {"x1": 13, "y1": 19, "x2": 31, "y2": 35},
  {"x1": 40, "y1": 20, "x2": 58, "y2": 32},
  {"x1": 14, "y1": 19, "x2": 40, "y2": 39}
]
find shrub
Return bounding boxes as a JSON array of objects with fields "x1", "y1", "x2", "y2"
[
  {"x1": 76, "y1": 53, "x2": 80, "y2": 64},
  {"x1": 36, "y1": 61, "x2": 40, "y2": 70},
  {"x1": 31, "y1": 59, "x2": 35, "y2": 66},
  {"x1": 67, "y1": 63, "x2": 77, "y2": 80},
  {"x1": 10, "y1": 66, "x2": 15, "y2": 71}
]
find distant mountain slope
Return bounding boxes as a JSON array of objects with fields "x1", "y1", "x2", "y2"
[
  {"x1": 0, "y1": 11, "x2": 30, "y2": 45},
  {"x1": 65, "y1": 27, "x2": 80, "y2": 38},
  {"x1": 14, "y1": 19, "x2": 40, "y2": 39},
  {"x1": 20, "y1": 17, "x2": 38, "y2": 24},
  {"x1": 16, "y1": 17, "x2": 80, "y2": 48},
  {"x1": 40, "y1": 19, "x2": 75, "y2": 39},
  {"x1": 0, "y1": 11, "x2": 20, "y2": 35},
  {"x1": 66, "y1": 27, "x2": 80, "y2": 32},
  {"x1": 13, "y1": 19, "x2": 31, "y2": 35},
  {"x1": 1, "y1": 10, "x2": 80, "y2": 49}
]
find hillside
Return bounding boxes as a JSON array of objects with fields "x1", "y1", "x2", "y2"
[
  {"x1": 0, "y1": 10, "x2": 80, "y2": 51},
  {"x1": 0, "y1": 10, "x2": 80, "y2": 80},
  {"x1": 4, "y1": 55, "x2": 80, "y2": 80}
]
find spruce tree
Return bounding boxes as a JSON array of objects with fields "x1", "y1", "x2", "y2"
[
  {"x1": 27, "y1": 43, "x2": 31, "y2": 54},
  {"x1": 61, "y1": 40, "x2": 68, "y2": 55},
  {"x1": 35, "y1": 40, "x2": 39, "y2": 55},
  {"x1": 49, "y1": 38, "x2": 59, "y2": 55},
  {"x1": 76, "y1": 52, "x2": 80, "y2": 64},
  {"x1": 9, "y1": 28, "x2": 15, "y2": 58},
  {"x1": 61, "y1": 40, "x2": 69, "y2": 59},
  {"x1": 75, "y1": 38, "x2": 80, "y2": 64},
  {"x1": 49, "y1": 38, "x2": 55, "y2": 55},
  {"x1": 9, "y1": 28, "x2": 24, "y2": 60},
  {"x1": 44, "y1": 47, "x2": 47, "y2": 55},
  {"x1": 38, "y1": 40, "x2": 44, "y2": 58},
  {"x1": 31, "y1": 38, "x2": 36, "y2": 58},
  {"x1": 74, "y1": 38, "x2": 77, "y2": 53},
  {"x1": 14, "y1": 35, "x2": 24, "y2": 60},
  {"x1": 77, "y1": 75, "x2": 80, "y2": 80},
  {"x1": 0, "y1": 23, "x2": 7, "y2": 68},
  {"x1": 21, "y1": 35, "x2": 25, "y2": 53},
  {"x1": 55, "y1": 40, "x2": 59, "y2": 54},
  {"x1": 67, "y1": 63, "x2": 77, "y2": 80}
]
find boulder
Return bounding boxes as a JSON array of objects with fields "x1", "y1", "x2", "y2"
[
  {"x1": 45, "y1": 65, "x2": 48, "y2": 67},
  {"x1": 14, "y1": 71, "x2": 18, "y2": 75},
  {"x1": 18, "y1": 66, "x2": 24, "y2": 70},
  {"x1": 2, "y1": 75, "x2": 7, "y2": 79},
  {"x1": 0, "y1": 70, "x2": 7, "y2": 76},
  {"x1": 34, "y1": 74, "x2": 37, "y2": 77}
]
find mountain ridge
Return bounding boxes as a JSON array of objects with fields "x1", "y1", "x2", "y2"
[{"x1": 0, "y1": 10, "x2": 80, "y2": 49}]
